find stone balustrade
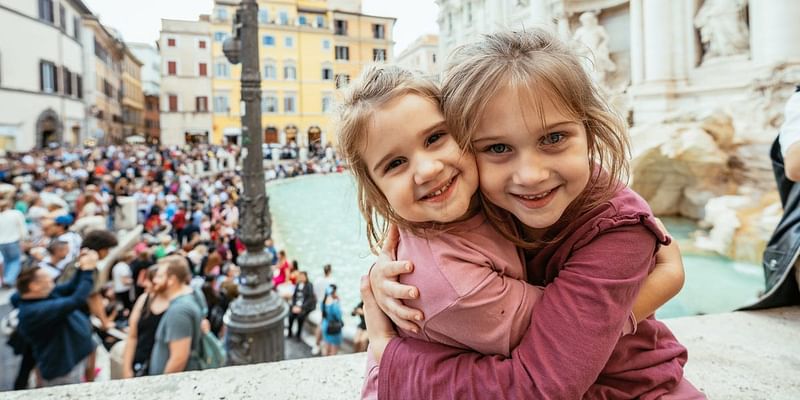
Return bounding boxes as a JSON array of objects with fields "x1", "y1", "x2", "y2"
[{"x1": 5, "y1": 307, "x2": 798, "y2": 399}]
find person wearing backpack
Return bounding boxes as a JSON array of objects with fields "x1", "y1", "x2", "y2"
[
  {"x1": 147, "y1": 256, "x2": 203, "y2": 375},
  {"x1": 321, "y1": 284, "x2": 344, "y2": 356}
]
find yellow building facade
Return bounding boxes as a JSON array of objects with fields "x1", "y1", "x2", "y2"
[
  {"x1": 331, "y1": 10, "x2": 394, "y2": 91},
  {"x1": 121, "y1": 46, "x2": 145, "y2": 140},
  {"x1": 209, "y1": 0, "x2": 393, "y2": 147}
]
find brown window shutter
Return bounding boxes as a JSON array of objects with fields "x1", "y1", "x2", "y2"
[{"x1": 39, "y1": 61, "x2": 45, "y2": 91}]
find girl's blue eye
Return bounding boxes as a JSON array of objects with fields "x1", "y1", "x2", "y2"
[
  {"x1": 385, "y1": 158, "x2": 405, "y2": 172},
  {"x1": 426, "y1": 132, "x2": 445, "y2": 146},
  {"x1": 486, "y1": 144, "x2": 510, "y2": 154},
  {"x1": 541, "y1": 132, "x2": 565, "y2": 145}
]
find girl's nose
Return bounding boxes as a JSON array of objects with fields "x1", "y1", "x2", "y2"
[{"x1": 414, "y1": 157, "x2": 444, "y2": 185}]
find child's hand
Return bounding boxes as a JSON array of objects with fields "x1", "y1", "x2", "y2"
[
  {"x1": 369, "y1": 225, "x2": 424, "y2": 332},
  {"x1": 361, "y1": 275, "x2": 397, "y2": 363}
]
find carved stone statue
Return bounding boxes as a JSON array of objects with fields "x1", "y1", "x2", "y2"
[
  {"x1": 572, "y1": 12, "x2": 616, "y2": 85},
  {"x1": 694, "y1": 0, "x2": 750, "y2": 61}
]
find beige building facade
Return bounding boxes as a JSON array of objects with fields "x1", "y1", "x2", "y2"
[
  {"x1": 159, "y1": 18, "x2": 214, "y2": 146},
  {"x1": 395, "y1": 34, "x2": 439, "y2": 75},
  {"x1": 0, "y1": 0, "x2": 90, "y2": 151}
]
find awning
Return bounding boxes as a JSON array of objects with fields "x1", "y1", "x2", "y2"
[
  {"x1": 125, "y1": 135, "x2": 146, "y2": 143},
  {"x1": 224, "y1": 127, "x2": 242, "y2": 136}
]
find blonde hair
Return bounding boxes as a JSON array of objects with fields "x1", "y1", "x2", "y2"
[
  {"x1": 335, "y1": 64, "x2": 442, "y2": 252},
  {"x1": 441, "y1": 29, "x2": 630, "y2": 248}
]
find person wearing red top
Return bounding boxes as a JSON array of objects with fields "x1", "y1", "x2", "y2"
[
  {"x1": 171, "y1": 207, "x2": 187, "y2": 245},
  {"x1": 272, "y1": 250, "x2": 290, "y2": 287},
  {"x1": 364, "y1": 30, "x2": 703, "y2": 399}
]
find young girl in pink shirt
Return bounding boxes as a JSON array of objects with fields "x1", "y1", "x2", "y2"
[{"x1": 335, "y1": 60, "x2": 689, "y2": 398}]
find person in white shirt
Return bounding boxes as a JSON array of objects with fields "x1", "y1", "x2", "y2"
[
  {"x1": 112, "y1": 252, "x2": 136, "y2": 312},
  {"x1": 39, "y1": 240, "x2": 70, "y2": 279},
  {"x1": 0, "y1": 189, "x2": 28, "y2": 287},
  {"x1": 780, "y1": 88, "x2": 800, "y2": 182}
]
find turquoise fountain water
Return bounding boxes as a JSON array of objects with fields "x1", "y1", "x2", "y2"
[{"x1": 268, "y1": 173, "x2": 765, "y2": 322}]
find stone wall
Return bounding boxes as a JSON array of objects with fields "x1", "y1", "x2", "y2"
[{"x1": 7, "y1": 307, "x2": 799, "y2": 400}]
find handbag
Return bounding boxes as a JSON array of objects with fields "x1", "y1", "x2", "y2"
[{"x1": 326, "y1": 317, "x2": 343, "y2": 335}]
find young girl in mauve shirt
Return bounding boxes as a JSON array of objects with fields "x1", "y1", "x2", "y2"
[
  {"x1": 334, "y1": 61, "x2": 689, "y2": 399},
  {"x1": 366, "y1": 29, "x2": 706, "y2": 399}
]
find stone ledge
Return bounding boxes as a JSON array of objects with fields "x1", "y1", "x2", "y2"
[{"x1": 6, "y1": 307, "x2": 799, "y2": 400}]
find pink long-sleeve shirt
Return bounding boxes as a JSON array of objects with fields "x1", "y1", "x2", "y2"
[
  {"x1": 362, "y1": 212, "x2": 543, "y2": 399},
  {"x1": 377, "y1": 187, "x2": 697, "y2": 400}
]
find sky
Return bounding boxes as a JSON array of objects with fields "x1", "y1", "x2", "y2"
[{"x1": 81, "y1": 0, "x2": 440, "y2": 54}]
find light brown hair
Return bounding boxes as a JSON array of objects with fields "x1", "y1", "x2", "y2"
[
  {"x1": 160, "y1": 255, "x2": 191, "y2": 284},
  {"x1": 441, "y1": 29, "x2": 630, "y2": 248},
  {"x1": 335, "y1": 64, "x2": 442, "y2": 252}
]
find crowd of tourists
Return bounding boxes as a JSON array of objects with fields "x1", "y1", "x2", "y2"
[{"x1": 0, "y1": 142, "x2": 347, "y2": 389}]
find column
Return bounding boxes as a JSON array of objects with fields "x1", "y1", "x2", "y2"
[
  {"x1": 749, "y1": 0, "x2": 800, "y2": 65},
  {"x1": 642, "y1": 0, "x2": 675, "y2": 82},
  {"x1": 629, "y1": 0, "x2": 644, "y2": 84}
]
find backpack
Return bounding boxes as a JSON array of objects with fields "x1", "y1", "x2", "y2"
[
  {"x1": 191, "y1": 331, "x2": 227, "y2": 370},
  {"x1": 188, "y1": 289, "x2": 226, "y2": 369}
]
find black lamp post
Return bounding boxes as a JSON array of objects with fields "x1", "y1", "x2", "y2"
[{"x1": 222, "y1": 0, "x2": 288, "y2": 364}]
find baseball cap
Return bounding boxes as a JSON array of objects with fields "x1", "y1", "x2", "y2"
[{"x1": 54, "y1": 214, "x2": 74, "y2": 227}]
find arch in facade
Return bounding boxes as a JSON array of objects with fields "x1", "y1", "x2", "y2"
[{"x1": 35, "y1": 108, "x2": 62, "y2": 149}]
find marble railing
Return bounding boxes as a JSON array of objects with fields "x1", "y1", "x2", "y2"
[{"x1": 4, "y1": 307, "x2": 799, "y2": 400}]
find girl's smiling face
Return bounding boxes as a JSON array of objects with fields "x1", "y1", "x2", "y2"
[
  {"x1": 472, "y1": 84, "x2": 591, "y2": 235},
  {"x1": 362, "y1": 94, "x2": 479, "y2": 224}
]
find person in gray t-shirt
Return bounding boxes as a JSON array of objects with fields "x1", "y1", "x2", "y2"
[{"x1": 148, "y1": 256, "x2": 203, "y2": 375}]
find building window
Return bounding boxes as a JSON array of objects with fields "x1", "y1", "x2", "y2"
[
  {"x1": 284, "y1": 93, "x2": 296, "y2": 113},
  {"x1": 322, "y1": 95, "x2": 333, "y2": 113},
  {"x1": 103, "y1": 79, "x2": 113, "y2": 98},
  {"x1": 215, "y1": 7, "x2": 228, "y2": 22},
  {"x1": 335, "y1": 74, "x2": 350, "y2": 89},
  {"x1": 76, "y1": 74, "x2": 82, "y2": 99},
  {"x1": 279, "y1": 11, "x2": 289, "y2": 25},
  {"x1": 38, "y1": 0, "x2": 54, "y2": 23},
  {"x1": 214, "y1": 32, "x2": 228, "y2": 42},
  {"x1": 322, "y1": 39, "x2": 330, "y2": 50},
  {"x1": 315, "y1": 15, "x2": 324, "y2": 28},
  {"x1": 262, "y1": 93, "x2": 278, "y2": 113},
  {"x1": 40, "y1": 61, "x2": 57, "y2": 93},
  {"x1": 322, "y1": 66, "x2": 333, "y2": 80},
  {"x1": 73, "y1": 16, "x2": 80, "y2": 39},
  {"x1": 199, "y1": 40, "x2": 207, "y2": 49},
  {"x1": 94, "y1": 40, "x2": 110, "y2": 64},
  {"x1": 298, "y1": 15, "x2": 307, "y2": 26},
  {"x1": 59, "y1": 4, "x2": 66, "y2": 31},
  {"x1": 213, "y1": 95, "x2": 229, "y2": 113},
  {"x1": 335, "y1": 46, "x2": 349, "y2": 61},
  {"x1": 215, "y1": 61, "x2": 230, "y2": 78},
  {"x1": 167, "y1": 61, "x2": 177, "y2": 75},
  {"x1": 466, "y1": 2, "x2": 472, "y2": 23},
  {"x1": 373, "y1": 48, "x2": 386, "y2": 62},
  {"x1": 167, "y1": 38, "x2": 176, "y2": 47},
  {"x1": 263, "y1": 35, "x2": 275, "y2": 46},
  {"x1": 198, "y1": 63, "x2": 208, "y2": 77},
  {"x1": 63, "y1": 67, "x2": 72, "y2": 96},
  {"x1": 284, "y1": 63, "x2": 296, "y2": 80},
  {"x1": 432, "y1": 53, "x2": 437, "y2": 64},
  {"x1": 373, "y1": 24, "x2": 385, "y2": 39},
  {"x1": 195, "y1": 96, "x2": 208, "y2": 112},
  {"x1": 334, "y1": 19, "x2": 348, "y2": 35},
  {"x1": 168, "y1": 95, "x2": 178, "y2": 112},
  {"x1": 284, "y1": 36, "x2": 294, "y2": 48},
  {"x1": 448, "y1": 12, "x2": 452, "y2": 32},
  {"x1": 263, "y1": 60, "x2": 277, "y2": 79},
  {"x1": 258, "y1": 9, "x2": 269, "y2": 24}
]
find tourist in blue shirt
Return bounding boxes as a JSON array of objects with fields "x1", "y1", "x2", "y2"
[{"x1": 12, "y1": 250, "x2": 99, "y2": 386}]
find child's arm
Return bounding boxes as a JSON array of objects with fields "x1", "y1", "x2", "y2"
[{"x1": 631, "y1": 239, "x2": 685, "y2": 323}]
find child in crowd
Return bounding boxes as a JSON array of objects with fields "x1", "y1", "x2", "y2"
[{"x1": 335, "y1": 60, "x2": 691, "y2": 399}]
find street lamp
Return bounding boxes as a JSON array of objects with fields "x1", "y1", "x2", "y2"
[{"x1": 222, "y1": 0, "x2": 288, "y2": 364}]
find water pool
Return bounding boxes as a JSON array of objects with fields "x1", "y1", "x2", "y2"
[{"x1": 267, "y1": 174, "x2": 765, "y2": 322}]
